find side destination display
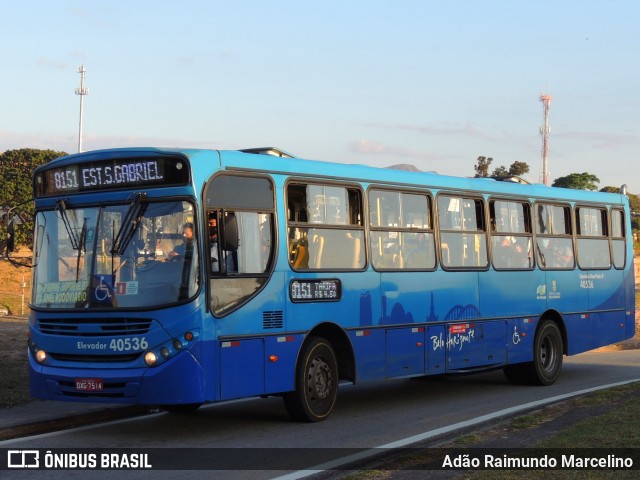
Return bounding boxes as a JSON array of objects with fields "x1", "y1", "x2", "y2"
[{"x1": 289, "y1": 279, "x2": 342, "y2": 302}]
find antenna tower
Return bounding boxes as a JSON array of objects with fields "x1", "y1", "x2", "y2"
[
  {"x1": 75, "y1": 65, "x2": 89, "y2": 153},
  {"x1": 539, "y1": 93, "x2": 552, "y2": 185}
]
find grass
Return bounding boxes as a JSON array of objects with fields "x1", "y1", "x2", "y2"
[
  {"x1": 455, "y1": 387, "x2": 640, "y2": 479},
  {"x1": 537, "y1": 390, "x2": 640, "y2": 448}
]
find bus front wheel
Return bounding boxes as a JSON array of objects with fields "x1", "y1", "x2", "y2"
[{"x1": 283, "y1": 337, "x2": 338, "y2": 422}]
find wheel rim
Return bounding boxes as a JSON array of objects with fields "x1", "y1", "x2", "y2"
[
  {"x1": 540, "y1": 334, "x2": 557, "y2": 373},
  {"x1": 307, "y1": 355, "x2": 333, "y2": 401}
]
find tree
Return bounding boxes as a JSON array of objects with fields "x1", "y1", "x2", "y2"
[
  {"x1": 0, "y1": 148, "x2": 67, "y2": 250},
  {"x1": 474, "y1": 156, "x2": 493, "y2": 177},
  {"x1": 491, "y1": 165, "x2": 508, "y2": 177},
  {"x1": 507, "y1": 161, "x2": 529, "y2": 177},
  {"x1": 630, "y1": 193, "x2": 640, "y2": 214},
  {"x1": 491, "y1": 161, "x2": 530, "y2": 178},
  {"x1": 600, "y1": 187, "x2": 640, "y2": 239},
  {"x1": 551, "y1": 172, "x2": 600, "y2": 191}
]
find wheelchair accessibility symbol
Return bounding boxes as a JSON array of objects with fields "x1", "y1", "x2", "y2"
[{"x1": 93, "y1": 275, "x2": 115, "y2": 303}]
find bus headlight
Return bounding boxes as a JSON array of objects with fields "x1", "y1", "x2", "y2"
[
  {"x1": 35, "y1": 349, "x2": 47, "y2": 364},
  {"x1": 144, "y1": 351, "x2": 158, "y2": 366}
]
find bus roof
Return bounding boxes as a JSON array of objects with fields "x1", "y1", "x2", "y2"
[
  {"x1": 40, "y1": 146, "x2": 628, "y2": 207},
  {"x1": 214, "y1": 148, "x2": 628, "y2": 206}
]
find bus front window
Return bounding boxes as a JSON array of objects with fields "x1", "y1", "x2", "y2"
[{"x1": 32, "y1": 200, "x2": 199, "y2": 309}]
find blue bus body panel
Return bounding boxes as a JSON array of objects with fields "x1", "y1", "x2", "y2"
[
  {"x1": 545, "y1": 270, "x2": 589, "y2": 355},
  {"x1": 505, "y1": 317, "x2": 536, "y2": 364},
  {"x1": 587, "y1": 267, "x2": 627, "y2": 349},
  {"x1": 220, "y1": 338, "x2": 265, "y2": 399},
  {"x1": 28, "y1": 301, "x2": 214, "y2": 405},
  {"x1": 217, "y1": 334, "x2": 303, "y2": 400},
  {"x1": 426, "y1": 325, "x2": 447, "y2": 374},
  {"x1": 29, "y1": 347, "x2": 207, "y2": 405},
  {"x1": 625, "y1": 267, "x2": 636, "y2": 339},
  {"x1": 385, "y1": 326, "x2": 425, "y2": 377},
  {"x1": 348, "y1": 328, "x2": 386, "y2": 381}
]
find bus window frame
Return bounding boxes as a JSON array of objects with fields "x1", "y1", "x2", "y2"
[
  {"x1": 533, "y1": 202, "x2": 575, "y2": 271},
  {"x1": 435, "y1": 192, "x2": 489, "y2": 271},
  {"x1": 285, "y1": 179, "x2": 366, "y2": 272},
  {"x1": 367, "y1": 186, "x2": 436, "y2": 272},
  {"x1": 610, "y1": 207, "x2": 626, "y2": 270},
  {"x1": 575, "y1": 204, "x2": 611, "y2": 271},
  {"x1": 488, "y1": 197, "x2": 535, "y2": 271},
  {"x1": 203, "y1": 172, "x2": 277, "y2": 316}
]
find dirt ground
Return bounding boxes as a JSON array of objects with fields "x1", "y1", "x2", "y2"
[{"x1": 0, "y1": 317, "x2": 29, "y2": 407}]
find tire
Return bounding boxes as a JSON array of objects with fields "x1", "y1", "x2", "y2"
[
  {"x1": 522, "y1": 320, "x2": 563, "y2": 386},
  {"x1": 283, "y1": 337, "x2": 338, "y2": 422}
]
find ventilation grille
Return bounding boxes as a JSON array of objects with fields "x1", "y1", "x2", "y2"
[
  {"x1": 38, "y1": 318, "x2": 153, "y2": 337},
  {"x1": 49, "y1": 352, "x2": 142, "y2": 363},
  {"x1": 263, "y1": 311, "x2": 284, "y2": 329}
]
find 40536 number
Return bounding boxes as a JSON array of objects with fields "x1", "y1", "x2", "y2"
[{"x1": 109, "y1": 337, "x2": 149, "y2": 352}]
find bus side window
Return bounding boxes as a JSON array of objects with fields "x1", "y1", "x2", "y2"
[
  {"x1": 490, "y1": 200, "x2": 533, "y2": 270},
  {"x1": 611, "y1": 209, "x2": 626, "y2": 269},
  {"x1": 576, "y1": 207, "x2": 610, "y2": 269},
  {"x1": 438, "y1": 195, "x2": 487, "y2": 269},
  {"x1": 535, "y1": 203, "x2": 574, "y2": 270},
  {"x1": 288, "y1": 182, "x2": 365, "y2": 271}
]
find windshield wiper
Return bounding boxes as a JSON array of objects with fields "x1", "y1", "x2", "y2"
[
  {"x1": 111, "y1": 193, "x2": 148, "y2": 256},
  {"x1": 56, "y1": 200, "x2": 80, "y2": 250},
  {"x1": 76, "y1": 219, "x2": 87, "y2": 282}
]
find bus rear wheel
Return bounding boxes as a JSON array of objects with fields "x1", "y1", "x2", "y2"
[
  {"x1": 283, "y1": 337, "x2": 338, "y2": 422},
  {"x1": 506, "y1": 320, "x2": 563, "y2": 386},
  {"x1": 529, "y1": 320, "x2": 563, "y2": 385}
]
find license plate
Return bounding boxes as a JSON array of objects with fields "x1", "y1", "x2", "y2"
[{"x1": 75, "y1": 378, "x2": 104, "y2": 392}]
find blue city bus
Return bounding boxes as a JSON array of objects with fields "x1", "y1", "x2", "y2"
[{"x1": 26, "y1": 147, "x2": 635, "y2": 421}]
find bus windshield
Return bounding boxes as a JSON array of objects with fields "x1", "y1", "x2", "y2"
[{"x1": 32, "y1": 200, "x2": 199, "y2": 309}]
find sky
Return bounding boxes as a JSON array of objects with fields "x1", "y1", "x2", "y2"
[{"x1": 1, "y1": 1, "x2": 639, "y2": 191}]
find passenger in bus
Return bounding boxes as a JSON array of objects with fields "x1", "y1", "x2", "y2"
[
  {"x1": 555, "y1": 245, "x2": 573, "y2": 268},
  {"x1": 209, "y1": 213, "x2": 235, "y2": 273},
  {"x1": 168, "y1": 222, "x2": 194, "y2": 260},
  {"x1": 498, "y1": 236, "x2": 528, "y2": 268},
  {"x1": 290, "y1": 231, "x2": 309, "y2": 269},
  {"x1": 403, "y1": 233, "x2": 432, "y2": 269}
]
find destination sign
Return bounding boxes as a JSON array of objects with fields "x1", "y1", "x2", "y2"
[
  {"x1": 289, "y1": 279, "x2": 342, "y2": 303},
  {"x1": 35, "y1": 156, "x2": 190, "y2": 196}
]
